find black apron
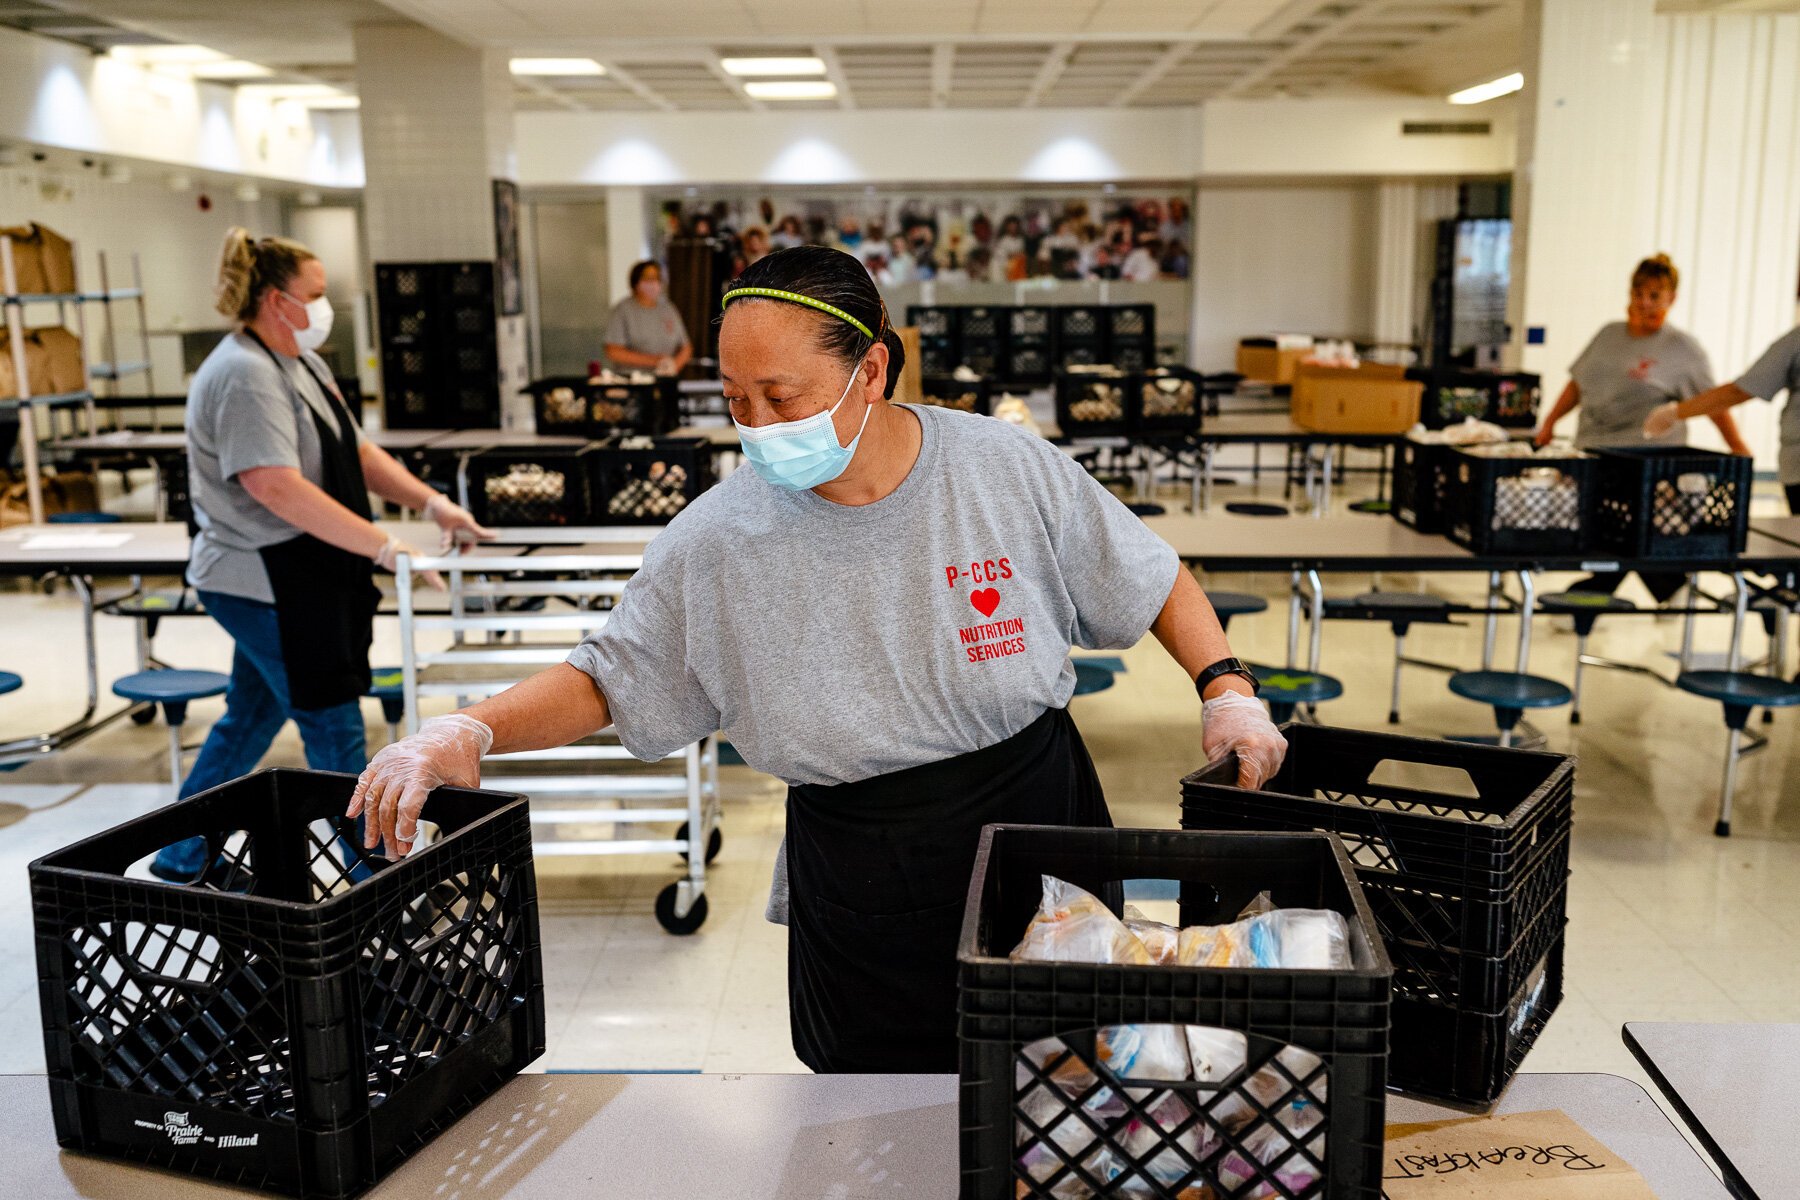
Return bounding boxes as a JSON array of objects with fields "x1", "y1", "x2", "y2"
[
  {"x1": 785, "y1": 706, "x2": 1113, "y2": 1074},
  {"x1": 242, "y1": 331, "x2": 379, "y2": 711}
]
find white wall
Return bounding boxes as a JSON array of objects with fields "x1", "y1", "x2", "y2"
[
  {"x1": 0, "y1": 25, "x2": 362, "y2": 189},
  {"x1": 1188, "y1": 182, "x2": 1378, "y2": 371},
  {"x1": 1199, "y1": 97, "x2": 1519, "y2": 178}
]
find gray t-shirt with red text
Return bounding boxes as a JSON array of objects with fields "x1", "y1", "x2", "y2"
[{"x1": 565, "y1": 403, "x2": 1180, "y2": 787}]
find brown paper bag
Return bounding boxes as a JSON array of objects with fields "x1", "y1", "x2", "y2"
[{"x1": 1382, "y1": 1109, "x2": 1659, "y2": 1198}]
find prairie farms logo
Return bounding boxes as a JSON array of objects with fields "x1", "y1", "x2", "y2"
[{"x1": 133, "y1": 1110, "x2": 259, "y2": 1151}]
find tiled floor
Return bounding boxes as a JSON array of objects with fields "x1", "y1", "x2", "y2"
[{"x1": 1, "y1": 470, "x2": 1796, "y2": 1098}]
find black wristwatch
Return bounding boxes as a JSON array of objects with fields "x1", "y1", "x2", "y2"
[{"x1": 1195, "y1": 657, "x2": 1260, "y2": 698}]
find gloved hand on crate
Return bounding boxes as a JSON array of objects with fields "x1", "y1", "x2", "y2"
[
  {"x1": 423, "y1": 492, "x2": 497, "y2": 551},
  {"x1": 371, "y1": 534, "x2": 445, "y2": 591},
  {"x1": 1202, "y1": 691, "x2": 1288, "y2": 790},
  {"x1": 1642, "y1": 400, "x2": 1681, "y2": 439},
  {"x1": 349, "y1": 713, "x2": 494, "y2": 856}
]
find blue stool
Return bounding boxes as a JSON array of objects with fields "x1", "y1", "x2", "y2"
[
  {"x1": 1352, "y1": 591, "x2": 1451, "y2": 725},
  {"x1": 1249, "y1": 663, "x2": 1343, "y2": 724},
  {"x1": 47, "y1": 511, "x2": 121, "y2": 524},
  {"x1": 369, "y1": 667, "x2": 406, "y2": 741},
  {"x1": 1447, "y1": 670, "x2": 1571, "y2": 747},
  {"x1": 1208, "y1": 592, "x2": 1268, "y2": 633},
  {"x1": 112, "y1": 669, "x2": 230, "y2": 788},
  {"x1": 1675, "y1": 671, "x2": 1800, "y2": 837},
  {"x1": 0, "y1": 672, "x2": 19, "y2": 697},
  {"x1": 1540, "y1": 591, "x2": 1637, "y2": 725}
]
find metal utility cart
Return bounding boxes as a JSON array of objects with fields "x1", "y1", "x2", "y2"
[{"x1": 394, "y1": 529, "x2": 722, "y2": 934}]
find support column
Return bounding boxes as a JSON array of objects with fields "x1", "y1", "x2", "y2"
[
  {"x1": 1371, "y1": 181, "x2": 1420, "y2": 350},
  {"x1": 353, "y1": 22, "x2": 530, "y2": 427}
]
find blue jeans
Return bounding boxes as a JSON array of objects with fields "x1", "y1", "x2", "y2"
[{"x1": 152, "y1": 589, "x2": 369, "y2": 880}]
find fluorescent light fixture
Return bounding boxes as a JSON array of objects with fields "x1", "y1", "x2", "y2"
[
  {"x1": 111, "y1": 44, "x2": 226, "y2": 66},
  {"x1": 1448, "y1": 72, "x2": 1523, "y2": 105},
  {"x1": 744, "y1": 80, "x2": 837, "y2": 100},
  {"x1": 721, "y1": 56, "x2": 826, "y2": 77},
  {"x1": 303, "y1": 95, "x2": 361, "y2": 110},
  {"x1": 188, "y1": 60, "x2": 274, "y2": 80},
  {"x1": 241, "y1": 84, "x2": 342, "y2": 101},
  {"x1": 510, "y1": 57, "x2": 605, "y2": 76}
]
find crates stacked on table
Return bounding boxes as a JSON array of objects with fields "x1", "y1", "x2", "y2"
[
  {"x1": 522, "y1": 375, "x2": 674, "y2": 439},
  {"x1": 589, "y1": 436, "x2": 714, "y2": 524},
  {"x1": 959, "y1": 824, "x2": 1392, "y2": 1199},
  {"x1": 1108, "y1": 304, "x2": 1157, "y2": 374},
  {"x1": 376, "y1": 261, "x2": 500, "y2": 429},
  {"x1": 1409, "y1": 370, "x2": 1542, "y2": 430},
  {"x1": 1133, "y1": 367, "x2": 1203, "y2": 439},
  {"x1": 1182, "y1": 725, "x2": 1573, "y2": 1105},
  {"x1": 1054, "y1": 369, "x2": 1133, "y2": 439},
  {"x1": 1052, "y1": 305, "x2": 1108, "y2": 371},
  {"x1": 1590, "y1": 446, "x2": 1752, "y2": 560},
  {"x1": 1443, "y1": 445, "x2": 1595, "y2": 555},
  {"x1": 918, "y1": 374, "x2": 992, "y2": 415},
  {"x1": 31, "y1": 768, "x2": 544, "y2": 1198},
  {"x1": 1006, "y1": 307, "x2": 1054, "y2": 383},
  {"x1": 910, "y1": 305, "x2": 959, "y2": 376},
  {"x1": 957, "y1": 306, "x2": 1006, "y2": 378},
  {"x1": 464, "y1": 444, "x2": 597, "y2": 526},
  {"x1": 1391, "y1": 436, "x2": 1451, "y2": 534}
]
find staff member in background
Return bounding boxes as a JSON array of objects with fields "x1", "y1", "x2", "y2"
[
  {"x1": 602, "y1": 260, "x2": 692, "y2": 376},
  {"x1": 150, "y1": 229, "x2": 493, "y2": 883},
  {"x1": 1533, "y1": 253, "x2": 1751, "y2": 601},
  {"x1": 1645, "y1": 324, "x2": 1800, "y2": 513},
  {"x1": 349, "y1": 246, "x2": 1287, "y2": 1074}
]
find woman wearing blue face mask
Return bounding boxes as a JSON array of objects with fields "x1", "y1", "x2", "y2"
[
  {"x1": 148, "y1": 229, "x2": 493, "y2": 884},
  {"x1": 349, "y1": 245, "x2": 1286, "y2": 1072}
]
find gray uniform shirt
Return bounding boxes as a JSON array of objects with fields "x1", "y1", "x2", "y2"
[
  {"x1": 1735, "y1": 326, "x2": 1800, "y2": 483},
  {"x1": 565, "y1": 403, "x2": 1180, "y2": 787},
  {"x1": 602, "y1": 297, "x2": 690, "y2": 366},
  {"x1": 185, "y1": 332, "x2": 359, "y2": 603},
  {"x1": 1569, "y1": 321, "x2": 1714, "y2": 450}
]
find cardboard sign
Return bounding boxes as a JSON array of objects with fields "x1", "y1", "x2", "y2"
[{"x1": 1382, "y1": 1109, "x2": 1658, "y2": 1198}]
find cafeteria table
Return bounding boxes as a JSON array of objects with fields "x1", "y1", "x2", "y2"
[
  {"x1": 0, "y1": 1071, "x2": 1727, "y2": 1197},
  {"x1": 1624, "y1": 1020, "x2": 1800, "y2": 1199},
  {"x1": 1194, "y1": 412, "x2": 1408, "y2": 515}
]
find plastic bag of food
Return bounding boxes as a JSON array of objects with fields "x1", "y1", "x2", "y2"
[
  {"x1": 1252, "y1": 908, "x2": 1352, "y2": 970},
  {"x1": 1017, "y1": 1074, "x2": 1111, "y2": 1198},
  {"x1": 1099, "y1": 1091, "x2": 1220, "y2": 1198},
  {"x1": 1217, "y1": 1126, "x2": 1325, "y2": 1199},
  {"x1": 1123, "y1": 905, "x2": 1179, "y2": 965},
  {"x1": 1013, "y1": 877, "x2": 1152, "y2": 966}
]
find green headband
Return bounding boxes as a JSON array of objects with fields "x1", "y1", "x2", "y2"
[{"x1": 721, "y1": 286, "x2": 877, "y2": 341}]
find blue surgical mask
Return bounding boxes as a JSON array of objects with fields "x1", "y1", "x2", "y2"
[{"x1": 733, "y1": 358, "x2": 872, "y2": 491}]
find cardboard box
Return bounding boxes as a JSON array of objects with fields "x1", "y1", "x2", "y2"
[
  {"x1": 1236, "y1": 340, "x2": 1309, "y2": 384},
  {"x1": 0, "y1": 328, "x2": 84, "y2": 400},
  {"x1": 1290, "y1": 362, "x2": 1422, "y2": 434},
  {"x1": 0, "y1": 223, "x2": 77, "y2": 295}
]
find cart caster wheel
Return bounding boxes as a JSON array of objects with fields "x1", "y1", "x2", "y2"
[
  {"x1": 130, "y1": 706, "x2": 156, "y2": 726},
  {"x1": 1714, "y1": 820, "x2": 1731, "y2": 838},
  {"x1": 655, "y1": 883, "x2": 708, "y2": 935},
  {"x1": 676, "y1": 821, "x2": 722, "y2": 864}
]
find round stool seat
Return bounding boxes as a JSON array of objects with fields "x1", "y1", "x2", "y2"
[
  {"x1": 1224, "y1": 502, "x2": 1289, "y2": 517},
  {"x1": 1249, "y1": 664, "x2": 1345, "y2": 706},
  {"x1": 1448, "y1": 671, "x2": 1572, "y2": 710},
  {"x1": 112, "y1": 669, "x2": 230, "y2": 706},
  {"x1": 1676, "y1": 670, "x2": 1800, "y2": 709},
  {"x1": 110, "y1": 591, "x2": 205, "y2": 619},
  {"x1": 47, "y1": 511, "x2": 121, "y2": 524},
  {"x1": 1208, "y1": 592, "x2": 1269, "y2": 622},
  {"x1": 1541, "y1": 591, "x2": 1637, "y2": 616},
  {"x1": 1072, "y1": 661, "x2": 1118, "y2": 696},
  {"x1": 0, "y1": 671, "x2": 20, "y2": 697},
  {"x1": 1354, "y1": 591, "x2": 1450, "y2": 612},
  {"x1": 1126, "y1": 502, "x2": 1166, "y2": 518}
]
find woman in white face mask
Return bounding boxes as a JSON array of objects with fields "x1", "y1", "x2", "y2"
[
  {"x1": 602, "y1": 260, "x2": 692, "y2": 376},
  {"x1": 147, "y1": 228, "x2": 494, "y2": 886}
]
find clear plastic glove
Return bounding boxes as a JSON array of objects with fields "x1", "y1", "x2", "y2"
[
  {"x1": 1202, "y1": 690, "x2": 1288, "y2": 789},
  {"x1": 654, "y1": 355, "x2": 678, "y2": 376},
  {"x1": 372, "y1": 534, "x2": 445, "y2": 591},
  {"x1": 1643, "y1": 401, "x2": 1680, "y2": 439},
  {"x1": 423, "y1": 492, "x2": 497, "y2": 551},
  {"x1": 347, "y1": 713, "x2": 493, "y2": 857}
]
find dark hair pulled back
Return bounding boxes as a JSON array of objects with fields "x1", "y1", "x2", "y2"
[{"x1": 726, "y1": 245, "x2": 906, "y2": 399}]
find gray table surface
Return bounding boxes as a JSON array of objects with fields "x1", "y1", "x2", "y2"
[
  {"x1": 668, "y1": 423, "x2": 742, "y2": 447},
  {"x1": 1202, "y1": 412, "x2": 1404, "y2": 444},
  {"x1": 0, "y1": 522, "x2": 537, "y2": 575},
  {"x1": 1624, "y1": 1020, "x2": 1799, "y2": 1200},
  {"x1": 1751, "y1": 515, "x2": 1800, "y2": 548},
  {"x1": 427, "y1": 429, "x2": 593, "y2": 451},
  {"x1": 0, "y1": 1071, "x2": 1726, "y2": 1197},
  {"x1": 1141, "y1": 511, "x2": 1477, "y2": 569}
]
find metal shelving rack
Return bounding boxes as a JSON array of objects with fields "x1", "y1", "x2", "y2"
[
  {"x1": 394, "y1": 529, "x2": 722, "y2": 935},
  {"x1": 87, "y1": 250, "x2": 154, "y2": 417}
]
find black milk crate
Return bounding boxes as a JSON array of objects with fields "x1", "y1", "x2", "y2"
[
  {"x1": 1055, "y1": 371, "x2": 1134, "y2": 439},
  {"x1": 588, "y1": 436, "x2": 713, "y2": 524},
  {"x1": 1590, "y1": 446, "x2": 1752, "y2": 560},
  {"x1": 959, "y1": 825, "x2": 1392, "y2": 1200},
  {"x1": 1007, "y1": 344, "x2": 1053, "y2": 382},
  {"x1": 1409, "y1": 370, "x2": 1542, "y2": 430},
  {"x1": 1443, "y1": 446, "x2": 1595, "y2": 556},
  {"x1": 1390, "y1": 935, "x2": 1563, "y2": 1105},
  {"x1": 907, "y1": 304, "x2": 958, "y2": 340},
  {"x1": 1391, "y1": 438, "x2": 1451, "y2": 534},
  {"x1": 1053, "y1": 305, "x2": 1107, "y2": 344},
  {"x1": 919, "y1": 336, "x2": 959, "y2": 376},
  {"x1": 1107, "y1": 304, "x2": 1156, "y2": 344},
  {"x1": 31, "y1": 768, "x2": 544, "y2": 1199},
  {"x1": 1011, "y1": 306, "x2": 1053, "y2": 340},
  {"x1": 464, "y1": 444, "x2": 596, "y2": 526},
  {"x1": 1054, "y1": 341, "x2": 1108, "y2": 371},
  {"x1": 920, "y1": 374, "x2": 993, "y2": 416},
  {"x1": 1133, "y1": 368, "x2": 1203, "y2": 438},
  {"x1": 960, "y1": 306, "x2": 1005, "y2": 341},
  {"x1": 1111, "y1": 340, "x2": 1156, "y2": 374},
  {"x1": 960, "y1": 336, "x2": 1004, "y2": 378},
  {"x1": 523, "y1": 376, "x2": 673, "y2": 439}
]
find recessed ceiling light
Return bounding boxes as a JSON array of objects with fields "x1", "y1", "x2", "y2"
[
  {"x1": 744, "y1": 80, "x2": 837, "y2": 100},
  {"x1": 111, "y1": 44, "x2": 226, "y2": 66},
  {"x1": 240, "y1": 84, "x2": 342, "y2": 101},
  {"x1": 510, "y1": 57, "x2": 605, "y2": 76},
  {"x1": 303, "y1": 95, "x2": 361, "y2": 110},
  {"x1": 1448, "y1": 72, "x2": 1524, "y2": 105},
  {"x1": 188, "y1": 60, "x2": 274, "y2": 80},
  {"x1": 721, "y1": 56, "x2": 826, "y2": 77}
]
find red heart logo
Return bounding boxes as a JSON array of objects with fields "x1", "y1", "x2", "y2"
[{"x1": 970, "y1": 588, "x2": 1001, "y2": 617}]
